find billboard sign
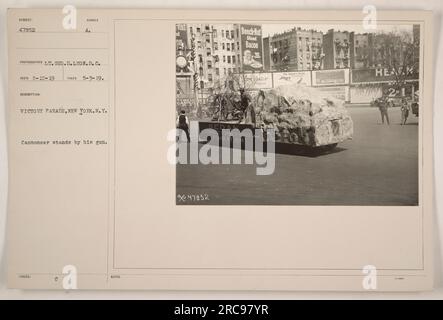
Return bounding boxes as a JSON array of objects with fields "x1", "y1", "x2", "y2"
[
  {"x1": 273, "y1": 71, "x2": 312, "y2": 87},
  {"x1": 351, "y1": 67, "x2": 418, "y2": 83},
  {"x1": 315, "y1": 86, "x2": 350, "y2": 102},
  {"x1": 240, "y1": 24, "x2": 264, "y2": 72},
  {"x1": 312, "y1": 69, "x2": 349, "y2": 86},
  {"x1": 382, "y1": 81, "x2": 419, "y2": 98},
  {"x1": 239, "y1": 72, "x2": 273, "y2": 90},
  {"x1": 349, "y1": 86, "x2": 383, "y2": 104}
]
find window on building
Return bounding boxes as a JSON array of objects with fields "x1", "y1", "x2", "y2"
[
  {"x1": 214, "y1": 55, "x2": 219, "y2": 62},
  {"x1": 199, "y1": 67, "x2": 203, "y2": 77},
  {"x1": 232, "y1": 55, "x2": 236, "y2": 64},
  {"x1": 222, "y1": 43, "x2": 225, "y2": 50},
  {"x1": 196, "y1": 27, "x2": 201, "y2": 34},
  {"x1": 231, "y1": 30, "x2": 234, "y2": 39},
  {"x1": 237, "y1": 42, "x2": 240, "y2": 50},
  {"x1": 205, "y1": 25, "x2": 210, "y2": 31},
  {"x1": 214, "y1": 42, "x2": 218, "y2": 50},
  {"x1": 227, "y1": 43, "x2": 230, "y2": 51},
  {"x1": 190, "y1": 27, "x2": 193, "y2": 35},
  {"x1": 224, "y1": 68, "x2": 226, "y2": 75},
  {"x1": 206, "y1": 48, "x2": 211, "y2": 56},
  {"x1": 223, "y1": 55, "x2": 226, "y2": 62},
  {"x1": 221, "y1": 30, "x2": 224, "y2": 37},
  {"x1": 206, "y1": 34, "x2": 211, "y2": 43},
  {"x1": 198, "y1": 54, "x2": 203, "y2": 63},
  {"x1": 213, "y1": 29, "x2": 217, "y2": 37},
  {"x1": 227, "y1": 56, "x2": 231, "y2": 63},
  {"x1": 236, "y1": 29, "x2": 239, "y2": 37},
  {"x1": 207, "y1": 61, "x2": 212, "y2": 69},
  {"x1": 226, "y1": 30, "x2": 229, "y2": 38},
  {"x1": 215, "y1": 68, "x2": 219, "y2": 75},
  {"x1": 200, "y1": 80, "x2": 204, "y2": 89},
  {"x1": 197, "y1": 41, "x2": 201, "y2": 49},
  {"x1": 208, "y1": 73, "x2": 213, "y2": 81}
]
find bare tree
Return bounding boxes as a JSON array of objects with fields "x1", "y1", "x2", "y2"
[{"x1": 374, "y1": 29, "x2": 419, "y2": 94}]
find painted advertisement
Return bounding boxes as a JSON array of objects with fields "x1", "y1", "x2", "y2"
[
  {"x1": 351, "y1": 67, "x2": 418, "y2": 83},
  {"x1": 273, "y1": 71, "x2": 312, "y2": 87},
  {"x1": 349, "y1": 86, "x2": 383, "y2": 104},
  {"x1": 240, "y1": 72, "x2": 273, "y2": 89},
  {"x1": 315, "y1": 86, "x2": 350, "y2": 102},
  {"x1": 382, "y1": 82, "x2": 419, "y2": 98},
  {"x1": 240, "y1": 24, "x2": 264, "y2": 72},
  {"x1": 312, "y1": 69, "x2": 349, "y2": 86}
]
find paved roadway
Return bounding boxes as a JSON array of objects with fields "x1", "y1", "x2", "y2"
[{"x1": 176, "y1": 106, "x2": 418, "y2": 205}]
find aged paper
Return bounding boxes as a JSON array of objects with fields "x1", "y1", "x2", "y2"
[{"x1": 7, "y1": 9, "x2": 433, "y2": 290}]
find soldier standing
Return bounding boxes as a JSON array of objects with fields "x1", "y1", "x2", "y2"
[
  {"x1": 400, "y1": 98, "x2": 411, "y2": 125},
  {"x1": 239, "y1": 88, "x2": 253, "y2": 124},
  {"x1": 177, "y1": 110, "x2": 190, "y2": 141},
  {"x1": 376, "y1": 97, "x2": 390, "y2": 125}
]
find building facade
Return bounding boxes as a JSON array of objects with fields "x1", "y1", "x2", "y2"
[
  {"x1": 176, "y1": 23, "x2": 266, "y2": 92},
  {"x1": 268, "y1": 27, "x2": 323, "y2": 71},
  {"x1": 322, "y1": 29, "x2": 351, "y2": 69},
  {"x1": 350, "y1": 32, "x2": 370, "y2": 69},
  {"x1": 177, "y1": 23, "x2": 420, "y2": 109},
  {"x1": 185, "y1": 24, "x2": 242, "y2": 91}
]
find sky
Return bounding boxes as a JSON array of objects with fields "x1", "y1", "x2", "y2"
[{"x1": 261, "y1": 24, "x2": 413, "y2": 37}]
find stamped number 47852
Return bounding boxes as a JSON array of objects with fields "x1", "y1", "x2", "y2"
[{"x1": 177, "y1": 193, "x2": 209, "y2": 203}]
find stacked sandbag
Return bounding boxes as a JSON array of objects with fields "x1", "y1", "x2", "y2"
[{"x1": 255, "y1": 85, "x2": 353, "y2": 146}]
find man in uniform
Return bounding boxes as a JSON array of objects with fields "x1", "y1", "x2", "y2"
[
  {"x1": 376, "y1": 97, "x2": 390, "y2": 125},
  {"x1": 177, "y1": 110, "x2": 190, "y2": 142},
  {"x1": 239, "y1": 88, "x2": 255, "y2": 124},
  {"x1": 400, "y1": 98, "x2": 411, "y2": 125}
]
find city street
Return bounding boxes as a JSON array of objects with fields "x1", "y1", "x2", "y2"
[{"x1": 176, "y1": 106, "x2": 419, "y2": 205}]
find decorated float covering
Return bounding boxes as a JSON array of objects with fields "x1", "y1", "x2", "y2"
[{"x1": 254, "y1": 84, "x2": 354, "y2": 147}]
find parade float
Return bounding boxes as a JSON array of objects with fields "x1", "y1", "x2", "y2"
[{"x1": 199, "y1": 84, "x2": 354, "y2": 153}]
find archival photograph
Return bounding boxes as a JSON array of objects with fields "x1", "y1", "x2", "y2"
[{"x1": 175, "y1": 22, "x2": 420, "y2": 206}]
